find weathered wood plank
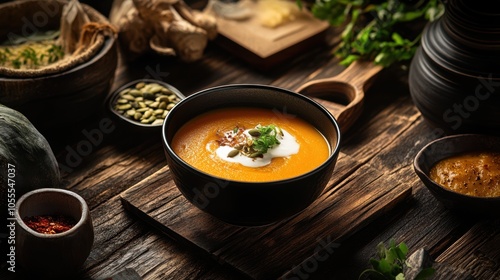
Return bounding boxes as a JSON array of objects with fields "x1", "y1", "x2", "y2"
[
  {"x1": 305, "y1": 118, "x2": 478, "y2": 279},
  {"x1": 84, "y1": 194, "x2": 243, "y2": 280},
  {"x1": 436, "y1": 220, "x2": 500, "y2": 280},
  {"x1": 120, "y1": 149, "x2": 411, "y2": 279},
  {"x1": 56, "y1": 135, "x2": 168, "y2": 210},
  {"x1": 98, "y1": 268, "x2": 141, "y2": 280}
]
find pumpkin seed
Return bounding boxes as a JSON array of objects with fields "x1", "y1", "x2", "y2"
[
  {"x1": 116, "y1": 104, "x2": 132, "y2": 110},
  {"x1": 119, "y1": 88, "x2": 130, "y2": 95},
  {"x1": 249, "y1": 152, "x2": 262, "y2": 158},
  {"x1": 157, "y1": 96, "x2": 170, "y2": 103},
  {"x1": 152, "y1": 119, "x2": 164, "y2": 126},
  {"x1": 122, "y1": 94, "x2": 135, "y2": 101},
  {"x1": 168, "y1": 95, "x2": 177, "y2": 102},
  {"x1": 153, "y1": 109, "x2": 164, "y2": 115},
  {"x1": 149, "y1": 101, "x2": 160, "y2": 109},
  {"x1": 144, "y1": 115, "x2": 156, "y2": 123},
  {"x1": 161, "y1": 87, "x2": 172, "y2": 94},
  {"x1": 113, "y1": 81, "x2": 182, "y2": 126},
  {"x1": 126, "y1": 109, "x2": 136, "y2": 117},
  {"x1": 227, "y1": 149, "x2": 239, "y2": 158},
  {"x1": 248, "y1": 129, "x2": 261, "y2": 137},
  {"x1": 129, "y1": 89, "x2": 142, "y2": 97},
  {"x1": 142, "y1": 110, "x2": 152, "y2": 119},
  {"x1": 149, "y1": 86, "x2": 162, "y2": 94}
]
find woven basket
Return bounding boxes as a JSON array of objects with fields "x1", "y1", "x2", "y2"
[{"x1": 0, "y1": 0, "x2": 118, "y2": 130}]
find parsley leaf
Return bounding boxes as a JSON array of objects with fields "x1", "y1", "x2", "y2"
[
  {"x1": 298, "y1": 0, "x2": 444, "y2": 67},
  {"x1": 359, "y1": 239, "x2": 435, "y2": 280},
  {"x1": 251, "y1": 124, "x2": 282, "y2": 156}
]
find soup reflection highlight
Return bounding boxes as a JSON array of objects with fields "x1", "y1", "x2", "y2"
[{"x1": 172, "y1": 107, "x2": 330, "y2": 182}]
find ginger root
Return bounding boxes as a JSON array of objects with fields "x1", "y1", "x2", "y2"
[{"x1": 111, "y1": 0, "x2": 217, "y2": 62}]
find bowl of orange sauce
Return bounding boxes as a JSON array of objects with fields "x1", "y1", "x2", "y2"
[
  {"x1": 414, "y1": 134, "x2": 500, "y2": 216},
  {"x1": 162, "y1": 84, "x2": 342, "y2": 226}
]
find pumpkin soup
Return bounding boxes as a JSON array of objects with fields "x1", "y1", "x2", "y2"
[
  {"x1": 171, "y1": 107, "x2": 330, "y2": 182},
  {"x1": 429, "y1": 151, "x2": 500, "y2": 197}
]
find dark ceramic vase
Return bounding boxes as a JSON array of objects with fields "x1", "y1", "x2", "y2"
[{"x1": 409, "y1": 0, "x2": 500, "y2": 135}]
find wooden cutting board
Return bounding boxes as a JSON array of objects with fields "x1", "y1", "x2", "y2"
[
  {"x1": 207, "y1": 0, "x2": 330, "y2": 70},
  {"x1": 120, "y1": 152, "x2": 412, "y2": 279}
]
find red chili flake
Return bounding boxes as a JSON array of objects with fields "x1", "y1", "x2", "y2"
[{"x1": 23, "y1": 215, "x2": 77, "y2": 234}]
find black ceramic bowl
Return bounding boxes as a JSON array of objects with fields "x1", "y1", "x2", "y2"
[
  {"x1": 414, "y1": 134, "x2": 500, "y2": 216},
  {"x1": 161, "y1": 84, "x2": 342, "y2": 226},
  {"x1": 107, "y1": 79, "x2": 185, "y2": 132}
]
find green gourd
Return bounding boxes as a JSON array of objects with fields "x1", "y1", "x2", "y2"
[{"x1": 0, "y1": 104, "x2": 61, "y2": 214}]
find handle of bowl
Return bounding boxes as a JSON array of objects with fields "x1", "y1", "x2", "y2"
[{"x1": 296, "y1": 60, "x2": 383, "y2": 133}]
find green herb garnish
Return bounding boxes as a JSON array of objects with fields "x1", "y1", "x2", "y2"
[
  {"x1": 251, "y1": 124, "x2": 282, "y2": 156},
  {"x1": 359, "y1": 239, "x2": 435, "y2": 280},
  {"x1": 297, "y1": 0, "x2": 444, "y2": 67},
  {"x1": 220, "y1": 124, "x2": 284, "y2": 159}
]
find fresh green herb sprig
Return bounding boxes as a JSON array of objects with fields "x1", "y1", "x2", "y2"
[
  {"x1": 225, "y1": 124, "x2": 284, "y2": 159},
  {"x1": 250, "y1": 124, "x2": 283, "y2": 156},
  {"x1": 359, "y1": 239, "x2": 435, "y2": 280},
  {"x1": 297, "y1": 0, "x2": 444, "y2": 67}
]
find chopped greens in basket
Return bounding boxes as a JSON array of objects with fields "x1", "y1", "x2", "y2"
[
  {"x1": 296, "y1": 0, "x2": 444, "y2": 67},
  {"x1": 0, "y1": 31, "x2": 64, "y2": 69},
  {"x1": 359, "y1": 239, "x2": 435, "y2": 280}
]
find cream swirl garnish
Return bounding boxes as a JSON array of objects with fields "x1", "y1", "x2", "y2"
[{"x1": 210, "y1": 124, "x2": 299, "y2": 167}]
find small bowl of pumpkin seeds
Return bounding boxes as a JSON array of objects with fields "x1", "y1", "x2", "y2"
[{"x1": 107, "y1": 79, "x2": 185, "y2": 130}]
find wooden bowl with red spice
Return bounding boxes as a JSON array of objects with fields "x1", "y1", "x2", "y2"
[{"x1": 14, "y1": 188, "x2": 93, "y2": 279}]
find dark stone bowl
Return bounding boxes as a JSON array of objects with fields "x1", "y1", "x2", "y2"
[
  {"x1": 413, "y1": 134, "x2": 500, "y2": 216},
  {"x1": 106, "y1": 79, "x2": 185, "y2": 134},
  {"x1": 161, "y1": 84, "x2": 342, "y2": 226}
]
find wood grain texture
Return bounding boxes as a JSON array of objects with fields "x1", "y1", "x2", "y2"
[
  {"x1": 296, "y1": 60, "x2": 383, "y2": 133},
  {"x1": 1, "y1": 5, "x2": 498, "y2": 278},
  {"x1": 98, "y1": 268, "x2": 141, "y2": 280},
  {"x1": 436, "y1": 220, "x2": 500, "y2": 279},
  {"x1": 120, "y1": 150, "x2": 412, "y2": 279}
]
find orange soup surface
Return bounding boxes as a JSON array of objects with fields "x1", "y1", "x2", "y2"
[
  {"x1": 429, "y1": 151, "x2": 500, "y2": 197},
  {"x1": 171, "y1": 107, "x2": 331, "y2": 182}
]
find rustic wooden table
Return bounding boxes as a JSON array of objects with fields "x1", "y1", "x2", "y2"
[{"x1": 2, "y1": 20, "x2": 499, "y2": 280}]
